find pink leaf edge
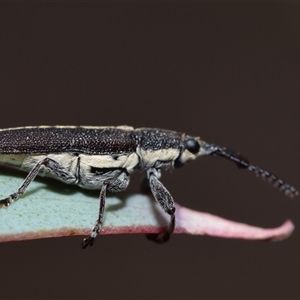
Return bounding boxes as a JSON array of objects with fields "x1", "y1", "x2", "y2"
[
  {"x1": 175, "y1": 204, "x2": 294, "y2": 241},
  {"x1": 0, "y1": 201, "x2": 294, "y2": 243}
]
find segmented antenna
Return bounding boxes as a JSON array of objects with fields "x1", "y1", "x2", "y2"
[{"x1": 202, "y1": 143, "x2": 298, "y2": 198}]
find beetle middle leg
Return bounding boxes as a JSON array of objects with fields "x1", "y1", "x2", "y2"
[
  {"x1": 81, "y1": 171, "x2": 130, "y2": 248},
  {"x1": 146, "y1": 168, "x2": 176, "y2": 243},
  {"x1": 82, "y1": 181, "x2": 108, "y2": 248}
]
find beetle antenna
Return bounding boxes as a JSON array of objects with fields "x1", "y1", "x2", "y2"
[{"x1": 201, "y1": 142, "x2": 298, "y2": 198}]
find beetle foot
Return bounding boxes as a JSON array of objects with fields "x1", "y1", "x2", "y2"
[
  {"x1": 81, "y1": 235, "x2": 95, "y2": 248},
  {"x1": 0, "y1": 193, "x2": 18, "y2": 208},
  {"x1": 146, "y1": 232, "x2": 171, "y2": 244}
]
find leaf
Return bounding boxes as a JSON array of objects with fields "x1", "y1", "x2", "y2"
[{"x1": 0, "y1": 171, "x2": 294, "y2": 243}]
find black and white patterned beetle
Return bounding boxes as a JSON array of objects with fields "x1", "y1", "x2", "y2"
[{"x1": 0, "y1": 126, "x2": 297, "y2": 248}]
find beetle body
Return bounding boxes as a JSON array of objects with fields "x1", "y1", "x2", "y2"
[
  {"x1": 0, "y1": 126, "x2": 297, "y2": 247},
  {"x1": 0, "y1": 126, "x2": 200, "y2": 189}
]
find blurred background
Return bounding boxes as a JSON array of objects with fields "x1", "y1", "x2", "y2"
[{"x1": 0, "y1": 2, "x2": 299, "y2": 299}]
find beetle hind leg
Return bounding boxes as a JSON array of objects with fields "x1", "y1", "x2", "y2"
[
  {"x1": 0, "y1": 192, "x2": 19, "y2": 208},
  {"x1": 0, "y1": 157, "x2": 76, "y2": 208}
]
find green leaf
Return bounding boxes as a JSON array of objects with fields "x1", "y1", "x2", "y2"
[{"x1": 0, "y1": 170, "x2": 294, "y2": 243}]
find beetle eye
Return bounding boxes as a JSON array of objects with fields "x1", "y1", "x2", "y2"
[{"x1": 185, "y1": 138, "x2": 200, "y2": 154}]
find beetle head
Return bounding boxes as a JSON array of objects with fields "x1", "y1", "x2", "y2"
[
  {"x1": 176, "y1": 136, "x2": 298, "y2": 198},
  {"x1": 175, "y1": 136, "x2": 206, "y2": 167}
]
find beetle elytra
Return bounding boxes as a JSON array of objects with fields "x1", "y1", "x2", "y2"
[{"x1": 0, "y1": 126, "x2": 297, "y2": 248}]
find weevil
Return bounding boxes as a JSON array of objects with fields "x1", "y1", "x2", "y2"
[{"x1": 0, "y1": 126, "x2": 298, "y2": 247}]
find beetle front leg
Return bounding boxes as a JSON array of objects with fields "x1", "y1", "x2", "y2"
[{"x1": 146, "y1": 168, "x2": 176, "y2": 243}]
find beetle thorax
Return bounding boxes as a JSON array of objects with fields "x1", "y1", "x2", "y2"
[{"x1": 136, "y1": 128, "x2": 183, "y2": 169}]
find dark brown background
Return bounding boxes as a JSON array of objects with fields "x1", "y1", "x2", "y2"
[{"x1": 0, "y1": 2, "x2": 299, "y2": 299}]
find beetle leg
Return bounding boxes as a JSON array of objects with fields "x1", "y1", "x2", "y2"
[
  {"x1": 0, "y1": 157, "x2": 76, "y2": 208},
  {"x1": 81, "y1": 171, "x2": 130, "y2": 248},
  {"x1": 146, "y1": 168, "x2": 176, "y2": 243},
  {"x1": 82, "y1": 181, "x2": 108, "y2": 248}
]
